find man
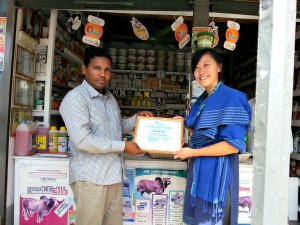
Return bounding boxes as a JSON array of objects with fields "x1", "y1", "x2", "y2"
[{"x1": 59, "y1": 47, "x2": 153, "y2": 225}]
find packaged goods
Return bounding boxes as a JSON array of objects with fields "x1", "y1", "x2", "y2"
[
  {"x1": 58, "y1": 126, "x2": 68, "y2": 152},
  {"x1": 37, "y1": 123, "x2": 49, "y2": 152},
  {"x1": 14, "y1": 120, "x2": 36, "y2": 156},
  {"x1": 49, "y1": 126, "x2": 58, "y2": 152}
]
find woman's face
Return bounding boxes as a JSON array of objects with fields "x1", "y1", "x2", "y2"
[{"x1": 194, "y1": 53, "x2": 221, "y2": 95}]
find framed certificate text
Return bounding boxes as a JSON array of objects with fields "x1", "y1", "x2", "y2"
[{"x1": 134, "y1": 116, "x2": 184, "y2": 154}]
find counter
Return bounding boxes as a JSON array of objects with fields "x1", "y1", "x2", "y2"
[
  {"x1": 13, "y1": 154, "x2": 188, "y2": 225},
  {"x1": 13, "y1": 154, "x2": 253, "y2": 225}
]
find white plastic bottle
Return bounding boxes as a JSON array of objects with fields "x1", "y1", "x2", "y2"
[
  {"x1": 58, "y1": 126, "x2": 68, "y2": 152},
  {"x1": 49, "y1": 126, "x2": 58, "y2": 152},
  {"x1": 14, "y1": 120, "x2": 34, "y2": 156}
]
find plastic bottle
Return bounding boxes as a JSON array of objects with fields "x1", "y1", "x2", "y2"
[
  {"x1": 14, "y1": 120, "x2": 35, "y2": 156},
  {"x1": 49, "y1": 126, "x2": 58, "y2": 152},
  {"x1": 36, "y1": 123, "x2": 49, "y2": 152},
  {"x1": 28, "y1": 121, "x2": 37, "y2": 154},
  {"x1": 58, "y1": 126, "x2": 68, "y2": 152}
]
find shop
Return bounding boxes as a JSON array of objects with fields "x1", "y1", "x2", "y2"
[{"x1": 0, "y1": 0, "x2": 298, "y2": 225}]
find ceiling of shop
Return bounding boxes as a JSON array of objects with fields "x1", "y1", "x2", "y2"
[
  {"x1": 14, "y1": 0, "x2": 299, "y2": 53},
  {"x1": 15, "y1": 0, "x2": 261, "y2": 16}
]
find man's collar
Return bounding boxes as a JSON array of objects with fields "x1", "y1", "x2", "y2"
[{"x1": 82, "y1": 80, "x2": 109, "y2": 97}]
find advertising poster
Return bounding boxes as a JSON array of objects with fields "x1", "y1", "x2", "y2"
[
  {"x1": 238, "y1": 164, "x2": 253, "y2": 225},
  {"x1": 18, "y1": 164, "x2": 75, "y2": 225},
  {"x1": 134, "y1": 168, "x2": 187, "y2": 225},
  {"x1": 0, "y1": 17, "x2": 6, "y2": 71},
  {"x1": 123, "y1": 168, "x2": 135, "y2": 223}
]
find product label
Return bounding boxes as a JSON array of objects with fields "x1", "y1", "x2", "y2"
[
  {"x1": 49, "y1": 136, "x2": 58, "y2": 151},
  {"x1": 37, "y1": 135, "x2": 47, "y2": 150},
  {"x1": 58, "y1": 137, "x2": 68, "y2": 152},
  {"x1": 31, "y1": 134, "x2": 36, "y2": 150},
  {"x1": 28, "y1": 134, "x2": 33, "y2": 150}
]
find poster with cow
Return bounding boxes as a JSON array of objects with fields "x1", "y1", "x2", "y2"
[
  {"x1": 133, "y1": 168, "x2": 187, "y2": 225},
  {"x1": 17, "y1": 163, "x2": 75, "y2": 225},
  {"x1": 238, "y1": 164, "x2": 254, "y2": 225}
]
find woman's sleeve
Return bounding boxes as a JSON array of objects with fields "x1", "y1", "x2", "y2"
[{"x1": 220, "y1": 124, "x2": 247, "y2": 153}]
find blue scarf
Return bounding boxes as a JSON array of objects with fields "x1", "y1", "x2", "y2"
[{"x1": 185, "y1": 82, "x2": 251, "y2": 219}]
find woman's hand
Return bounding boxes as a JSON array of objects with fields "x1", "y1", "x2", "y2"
[
  {"x1": 173, "y1": 115, "x2": 184, "y2": 120},
  {"x1": 173, "y1": 147, "x2": 194, "y2": 160},
  {"x1": 138, "y1": 111, "x2": 154, "y2": 117}
]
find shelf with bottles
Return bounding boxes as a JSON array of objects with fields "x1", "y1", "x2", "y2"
[
  {"x1": 112, "y1": 69, "x2": 188, "y2": 76},
  {"x1": 39, "y1": 38, "x2": 83, "y2": 67},
  {"x1": 292, "y1": 120, "x2": 300, "y2": 127},
  {"x1": 32, "y1": 110, "x2": 60, "y2": 117}
]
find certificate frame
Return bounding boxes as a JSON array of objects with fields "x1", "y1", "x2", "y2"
[
  {"x1": 10, "y1": 108, "x2": 32, "y2": 136},
  {"x1": 15, "y1": 45, "x2": 35, "y2": 79},
  {"x1": 14, "y1": 76, "x2": 34, "y2": 107},
  {"x1": 133, "y1": 116, "x2": 184, "y2": 154}
]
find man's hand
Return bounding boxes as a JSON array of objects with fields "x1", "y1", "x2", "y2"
[{"x1": 124, "y1": 142, "x2": 145, "y2": 155}]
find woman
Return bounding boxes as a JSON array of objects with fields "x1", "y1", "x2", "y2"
[{"x1": 173, "y1": 48, "x2": 251, "y2": 225}]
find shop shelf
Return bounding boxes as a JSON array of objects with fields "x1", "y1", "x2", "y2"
[
  {"x1": 295, "y1": 61, "x2": 300, "y2": 69},
  {"x1": 293, "y1": 90, "x2": 300, "y2": 97},
  {"x1": 291, "y1": 152, "x2": 300, "y2": 161},
  {"x1": 55, "y1": 48, "x2": 83, "y2": 65},
  {"x1": 32, "y1": 110, "x2": 61, "y2": 116},
  {"x1": 35, "y1": 74, "x2": 46, "y2": 81},
  {"x1": 235, "y1": 56, "x2": 257, "y2": 71},
  {"x1": 112, "y1": 69, "x2": 187, "y2": 75},
  {"x1": 68, "y1": 82, "x2": 80, "y2": 89},
  {"x1": 112, "y1": 69, "x2": 156, "y2": 74},
  {"x1": 32, "y1": 110, "x2": 44, "y2": 117},
  {"x1": 237, "y1": 77, "x2": 256, "y2": 89},
  {"x1": 296, "y1": 30, "x2": 300, "y2": 41},
  {"x1": 119, "y1": 106, "x2": 157, "y2": 110},
  {"x1": 51, "y1": 110, "x2": 60, "y2": 115},
  {"x1": 292, "y1": 120, "x2": 300, "y2": 127}
]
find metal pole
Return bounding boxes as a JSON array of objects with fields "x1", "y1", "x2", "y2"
[{"x1": 252, "y1": 0, "x2": 296, "y2": 224}]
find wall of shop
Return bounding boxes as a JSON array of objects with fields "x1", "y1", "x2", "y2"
[{"x1": 0, "y1": 0, "x2": 16, "y2": 225}]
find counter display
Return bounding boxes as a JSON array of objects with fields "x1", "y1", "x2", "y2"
[
  {"x1": 13, "y1": 155, "x2": 75, "y2": 225},
  {"x1": 13, "y1": 154, "x2": 253, "y2": 225}
]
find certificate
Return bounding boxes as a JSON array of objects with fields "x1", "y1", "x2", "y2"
[{"x1": 134, "y1": 116, "x2": 184, "y2": 154}]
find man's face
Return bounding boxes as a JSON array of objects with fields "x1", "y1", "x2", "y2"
[{"x1": 81, "y1": 56, "x2": 112, "y2": 93}]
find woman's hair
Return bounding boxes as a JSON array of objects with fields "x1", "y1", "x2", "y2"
[
  {"x1": 191, "y1": 48, "x2": 224, "y2": 79},
  {"x1": 83, "y1": 47, "x2": 112, "y2": 67}
]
